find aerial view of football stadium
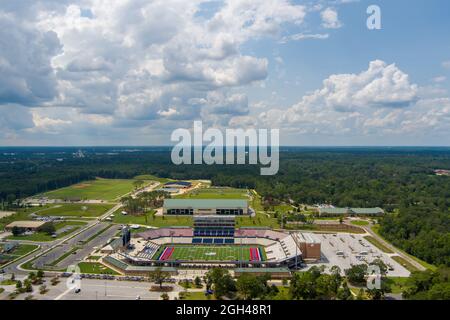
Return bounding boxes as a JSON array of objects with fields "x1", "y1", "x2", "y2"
[{"x1": 1, "y1": 1, "x2": 449, "y2": 316}]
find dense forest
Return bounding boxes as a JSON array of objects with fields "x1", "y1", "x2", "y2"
[{"x1": 0, "y1": 147, "x2": 449, "y2": 266}]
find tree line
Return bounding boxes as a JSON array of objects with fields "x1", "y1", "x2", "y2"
[{"x1": 0, "y1": 147, "x2": 449, "y2": 266}]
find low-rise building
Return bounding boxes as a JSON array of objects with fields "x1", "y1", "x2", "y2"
[
  {"x1": 5, "y1": 221, "x2": 50, "y2": 232},
  {"x1": 163, "y1": 199, "x2": 249, "y2": 215},
  {"x1": 163, "y1": 181, "x2": 192, "y2": 189},
  {"x1": 317, "y1": 207, "x2": 384, "y2": 217}
]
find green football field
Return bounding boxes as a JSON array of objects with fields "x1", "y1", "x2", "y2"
[
  {"x1": 44, "y1": 178, "x2": 152, "y2": 201},
  {"x1": 34, "y1": 203, "x2": 114, "y2": 217},
  {"x1": 174, "y1": 187, "x2": 249, "y2": 200},
  {"x1": 155, "y1": 245, "x2": 266, "y2": 262}
]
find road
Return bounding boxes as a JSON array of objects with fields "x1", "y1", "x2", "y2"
[
  {"x1": 2, "y1": 202, "x2": 122, "y2": 275},
  {"x1": 32, "y1": 223, "x2": 119, "y2": 270},
  {"x1": 0, "y1": 278, "x2": 184, "y2": 300},
  {"x1": 3, "y1": 181, "x2": 163, "y2": 276}
]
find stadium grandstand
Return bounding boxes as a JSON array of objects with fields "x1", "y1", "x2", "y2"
[{"x1": 163, "y1": 199, "x2": 249, "y2": 215}]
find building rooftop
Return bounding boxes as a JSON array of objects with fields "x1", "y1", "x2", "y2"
[
  {"x1": 5, "y1": 221, "x2": 48, "y2": 229},
  {"x1": 164, "y1": 181, "x2": 192, "y2": 187},
  {"x1": 234, "y1": 267, "x2": 291, "y2": 273},
  {"x1": 164, "y1": 199, "x2": 248, "y2": 209},
  {"x1": 318, "y1": 207, "x2": 384, "y2": 215}
]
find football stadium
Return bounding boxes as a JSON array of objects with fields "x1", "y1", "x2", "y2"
[{"x1": 102, "y1": 201, "x2": 321, "y2": 277}]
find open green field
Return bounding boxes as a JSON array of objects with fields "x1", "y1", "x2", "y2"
[
  {"x1": 7, "y1": 221, "x2": 87, "y2": 242},
  {"x1": 44, "y1": 178, "x2": 152, "y2": 201},
  {"x1": 77, "y1": 262, "x2": 119, "y2": 275},
  {"x1": 174, "y1": 187, "x2": 249, "y2": 199},
  {"x1": 0, "y1": 244, "x2": 39, "y2": 266},
  {"x1": 34, "y1": 203, "x2": 114, "y2": 218},
  {"x1": 351, "y1": 220, "x2": 370, "y2": 226},
  {"x1": 113, "y1": 210, "x2": 194, "y2": 227},
  {"x1": 8, "y1": 244, "x2": 39, "y2": 256},
  {"x1": 155, "y1": 245, "x2": 266, "y2": 262},
  {"x1": 387, "y1": 277, "x2": 411, "y2": 294},
  {"x1": 133, "y1": 174, "x2": 172, "y2": 184}
]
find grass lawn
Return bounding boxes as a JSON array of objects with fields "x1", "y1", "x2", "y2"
[
  {"x1": 7, "y1": 221, "x2": 87, "y2": 242},
  {"x1": 364, "y1": 236, "x2": 394, "y2": 253},
  {"x1": 236, "y1": 191, "x2": 280, "y2": 228},
  {"x1": 387, "y1": 277, "x2": 410, "y2": 294},
  {"x1": 236, "y1": 215, "x2": 279, "y2": 228},
  {"x1": 34, "y1": 203, "x2": 114, "y2": 218},
  {"x1": 0, "y1": 244, "x2": 39, "y2": 267},
  {"x1": 8, "y1": 244, "x2": 39, "y2": 256},
  {"x1": 174, "y1": 187, "x2": 249, "y2": 200},
  {"x1": 87, "y1": 255, "x2": 102, "y2": 260},
  {"x1": 44, "y1": 178, "x2": 153, "y2": 201},
  {"x1": 113, "y1": 210, "x2": 194, "y2": 227},
  {"x1": 133, "y1": 174, "x2": 172, "y2": 184},
  {"x1": 77, "y1": 262, "x2": 119, "y2": 275},
  {"x1": 155, "y1": 245, "x2": 266, "y2": 262},
  {"x1": 181, "y1": 291, "x2": 216, "y2": 300},
  {"x1": 351, "y1": 220, "x2": 370, "y2": 226},
  {"x1": 272, "y1": 204, "x2": 295, "y2": 213},
  {"x1": 391, "y1": 256, "x2": 420, "y2": 273}
]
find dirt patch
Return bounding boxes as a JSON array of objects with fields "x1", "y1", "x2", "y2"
[
  {"x1": 0, "y1": 211, "x2": 16, "y2": 219},
  {"x1": 72, "y1": 183, "x2": 92, "y2": 189}
]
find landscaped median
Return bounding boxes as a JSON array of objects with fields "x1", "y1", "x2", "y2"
[
  {"x1": 363, "y1": 236, "x2": 394, "y2": 253},
  {"x1": 391, "y1": 256, "x2": 420, "y2": 273},
  {"x1": 77, "y1": 262, "x2": 119, "y2": 275}
]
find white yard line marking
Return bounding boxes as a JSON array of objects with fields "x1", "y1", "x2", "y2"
[{"x1": 54, "y1": 287, "x2": 72, "y2": 300}]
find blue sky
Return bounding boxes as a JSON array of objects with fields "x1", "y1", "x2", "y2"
[{"x1": 0, "y1": 0, "x2": 449, "y2": 146}]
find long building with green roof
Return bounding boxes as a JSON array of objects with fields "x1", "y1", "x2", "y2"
[{"x1": 163, "y1": 199, "x2": 248, "y2": 215}]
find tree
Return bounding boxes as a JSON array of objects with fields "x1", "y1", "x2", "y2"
[
  {"x1": 194, "y1": 276, "x2": 202, "y2": 288},
  {"x1": 149, "y1": 267, "x2": 171, "y2": 289},
  {"x1": 205, "y1": 268, "x2": 236, "y2": 299},
  {"x1": 39, "y1": 223, "x2": 56, "y2": 235},
  {"x1": 161, "y1": 293, "x2": 170, "y2": 300},
  {"x1": 290, "y1": 267, "x2": 321, "y2": 300},
  {"x1": 133, "y1": 180, "x2": 145, "y2": 190},
  {"x1": 11, "y1": 226, "x2": 24, "y2": 236},
  {"x1": 403, "y1": 267, "x2": 450, "y2": 300},
  {"x1": 236, "y1": 274, "x2": 269, "y2": 300},
  {"x1": 15, "y1": 280, "x2": 22, "y2": 290},
  {"x1": 24, "y1": 279, "x2": 33, "y2": 292},
  {"x1": 356, "y1": 288, "x2": 365, "y2": 300},
  {"x1": 345, "y1": 264, "x2": 368, "y2": 286},
  {"x1": 337, "y1": 281, "x2": 353, "y2": 300},
  {"x1": 329, "y1": 266, "x2": 342, "y2": 295}
]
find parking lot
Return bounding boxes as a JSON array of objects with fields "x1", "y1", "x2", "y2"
[
  {"x1": 304, "y1": 233, "x2": 410, "y2": 277},
  {"x1": 33, "y1": 223, "x2": 119, "y2": 270}
]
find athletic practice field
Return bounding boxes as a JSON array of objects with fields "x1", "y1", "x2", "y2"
[
  {"x1": 174, "y1": 187, "x2": 249, "y2": 200},
  {"x1": 44, "y1": 178, "x2": 151, "y2": 201},
  {"x1": 155, "y1": 245, "x2": 266, "y2": 262},
  {"x1": 34, "y1": 204, "x2": 114, "y2": 217}
]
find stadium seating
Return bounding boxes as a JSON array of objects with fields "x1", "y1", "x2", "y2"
[{"x1": 136, "y1": 241, "x2": 160, "y2": 260}]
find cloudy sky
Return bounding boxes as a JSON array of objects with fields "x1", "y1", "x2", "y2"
[{"x1": 1, "y1": 0, "x2": 449, "y2": 146}]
